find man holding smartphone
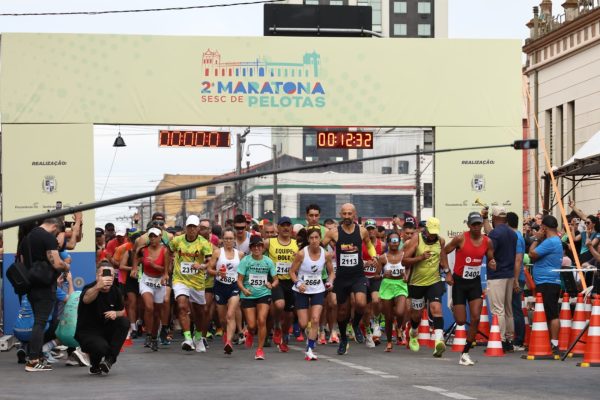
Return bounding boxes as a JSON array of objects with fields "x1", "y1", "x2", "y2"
[{"x1": 75, "y1": 261, "x2": 129, "y2": 375}]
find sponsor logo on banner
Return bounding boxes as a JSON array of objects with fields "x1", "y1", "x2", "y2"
[
  {"x1": 200, "y1": 49, "x2": 325, "y2": 108},
  {"x1": 471, "y1": 174, "x2": 485, "y2": 192},
  {"x1": 42, "y1": 176, "x2": 57, "y2": 193}
]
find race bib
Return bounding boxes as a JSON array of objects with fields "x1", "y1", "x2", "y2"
[
  {"x1": 180, "y1": 262, "x2": 196, "y2": 275},
  {"x1": 388, "y1": 265, "x2": 404, "y2": 277},
  {"x1": 302, "y1": 274, "x2": 321, "y2": 287},
  {"x1": 276, "y1": 262, "x2": 291, "y2": 276},
  {"x1": 248, "y1": 273, "x2": 267, "y2": 288},
  {"x1": 364, "y1": 264, "x2": 377, "y2": 274},
  {"x1": 411, "y1": 297, "x2": 425, "y2": 310},
  {"x1": 462, "y1": 265, "x2": 481, "y2": 279},
  {"x1": 340, "y1": 253, "x2": 359, "y2": 267},
  {"x1": 332, "y1": 260, "x2": 337, "y2": 273},
  {"x1": 143, "y1": 276, "x2": 162, "y2": 289}
]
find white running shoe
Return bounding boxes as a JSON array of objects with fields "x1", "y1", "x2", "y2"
[
  {"x1": 73, "y1": 347, "x2": 90, "y2": 367},
  {"x1": 365, "y1": 333, "x2": 376, "y2": 348},
  {"x1": 194, "y1": 338, "x2": 207, "y2": 353},
  {"x1": 305, "y1": 347, "x2": 318, "y2": 361},
  {"x1": 182, "y1": 339, "x2": 196, "y2": 352},
  {"x1": 459, "y1": 353, "x2": 475, "y2": 366},
  {"x1": 372, "y1": 324, "x2": 382, "y2": 339}
]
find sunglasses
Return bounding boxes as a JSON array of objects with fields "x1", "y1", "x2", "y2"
[
  {"x1": 585, "y1": 221, "x2": 592, "y2": 225},
  {"x1": 390, "y1": 238, "x2": 400, "y2": 243},
  {"x1": 151, "y1": 220, "x2": 165, "y2": 226},
  {"x1": 234, "y1": 225, "x2": 246, "y2": 231}
]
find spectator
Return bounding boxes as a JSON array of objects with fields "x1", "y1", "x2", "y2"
[
  {"x1": 528, "y1": 215, "x2": 563, "y2": 352},
  {"x1": 19, "y1": 217, "x2": 70, "y2": 372},
  {"x1": 568, "y1": 199, "x2": 600, "y2": 263},
  {"x1": 104, "y1": 223, "x2": 116, "y2": 243},
  {"x1": 75, "y1": 261, "x2": 129, "y2": 375},
  {"x1": 483, "y1": 207, "x2": 517, "y2": 352},
  {"x1": 507, "y1": 212, "x2": 526, "y2": 351}
]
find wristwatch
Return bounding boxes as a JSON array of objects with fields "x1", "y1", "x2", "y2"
[{"x1": 443, "y1": 268, "x2": 450, "y2": 274}]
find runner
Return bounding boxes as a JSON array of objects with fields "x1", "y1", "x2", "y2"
[
  {"x1": 237, "y1": 235, "x2": 278, "y2": 360},
  {"x1": 207, "y1": 228, "x2": 243, "y2": 354},
  {"x1": 378, "y1": 231, "x2": 408, "y2": 352},
  {"x1": 168, "y1": 215, "x2": 213, "y2": 353},
  {"x1": 322, "y1": 203, "x2": 377, "y2": 355},
  {"x1": 402, "y1": 217, "x2": 451, "y2": 358},
  {"x1": 118, "y1": 230, "x2": 143, "y2": 339},
  {"x1": 323, "y1": 218, "x2": 340, "y2": 344},
  {"x1": 444, "y1": 212, "x2": 495, "y2": 365},
  {"x1": 233, "y1": 214, "x2": 251, "y2": 254},
  {"x1": 362, "y1": 218, "x2": 384, "y2": 347},
  {"x1": 133, "y1": 228, "x2": 170, "y2": 352},
  {"x1": 199, "y1": 219, "x2": 217, "y2": 346},
  {"x1": 290, "y1": 226, "x2": 334, "y2": 360},
  {"x1": 264, "y1": 216, "x2": 299, "y2": 352}
]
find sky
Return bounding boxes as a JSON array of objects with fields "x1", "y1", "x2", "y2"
[{"x1": 0, "y1": 0, "x2": 541, "y2": 225}]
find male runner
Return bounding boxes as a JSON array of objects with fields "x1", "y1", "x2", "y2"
[
  {"x1": 168, "y1": 215, "x2": 213, "y2": 352},
  {"x1": 322, "y1": 203, "x2": 376, "y2": 355},
  {"x1": 362, "y1": 219, "x2": 384, "y2": 347},
  {"x1": 444, "y1": 212, "x2": 495, "y2": 365},
  {"x1": 233, "y1": 214, "x2": 251, "y2": 254},
  {"x1": 264, "y1": 216, "x2": 299, "y2": 352},
  {"x1": 402, "y1": 217, "x2": 451, "y2": 358}
]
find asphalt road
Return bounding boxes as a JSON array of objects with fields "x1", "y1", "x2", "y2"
[{"x1": 0, "y1": 336, "x2": 597, "y2": 400}]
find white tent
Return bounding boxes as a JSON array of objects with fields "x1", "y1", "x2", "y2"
[{"x1": 554, "y1": 130, "x2": 600, "y2": 178}]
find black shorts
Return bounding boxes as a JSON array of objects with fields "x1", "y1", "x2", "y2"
[
  {"x1": 333, "y1": 275, "x2": 368, "y2": 305},
  {"x1": 241, "y1": 295, "x2": 272, "y2": 309},
  {"x1": 213, "y1": 281, "x2": 240, "y2": 305},
  {"x1": 367, "y1": 278, "x2": 382, "y2": 303},
  {"x1": 408, "y1": 281, "x2": 446, "y2": 310},
  {"x1": 124, "y1": 276, "x2": 139, "y2": 294},
  {"x1": 271, "y1": 280, "x2": 295, "y2": 312},
  {"x1": 294, "y1": 291, "x2": 325, "y2": 309},
  {"x1": 451, "y1": 275, "x2": 483, "y2": 306},
  {"x1": 536, "y1": 283, "x2": 561, "y2": 321}
]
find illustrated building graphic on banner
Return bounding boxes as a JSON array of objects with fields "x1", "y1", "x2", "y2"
[{"x1": 202, "y1": 49, "x2": 320, "y2": 79}]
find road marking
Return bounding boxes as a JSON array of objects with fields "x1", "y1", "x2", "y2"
[
  {"x1": 414, "y1": 385, "x2": 476, "y2": 400},
  {"x1": 288, "y1": 345, "x2": 398, "y2": 379}
]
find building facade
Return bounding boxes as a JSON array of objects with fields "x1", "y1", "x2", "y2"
[{"x1": 523, "y1": 1, "x2": 600, "y2": 216}]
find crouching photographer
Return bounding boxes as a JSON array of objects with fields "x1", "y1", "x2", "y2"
[{"x1": 75, "y1": 261, "x2": 129, "y2": 375}]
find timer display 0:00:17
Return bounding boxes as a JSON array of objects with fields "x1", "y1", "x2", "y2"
[
  {"x1": 316, "y1": 132, "x2": 374, "y2": 149},
  {"x1": 159, "y1": 130, "x2": 231, "y2": 148}
]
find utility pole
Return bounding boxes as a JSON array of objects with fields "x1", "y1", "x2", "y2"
[
  {"x1": 272, "y1": 144, "x2": 278, "y2": 220},
  {"x1": 416, "y1": 145, "x2": 421, "y2": 221},
  {"x1": 236, "y1": 128, "x2": 250, "y2": 214}
]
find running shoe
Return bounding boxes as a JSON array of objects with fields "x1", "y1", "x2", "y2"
[
  {"x1": 202, "y1": 337, "x2": 209, "y2": 349},
  {"x1": 296, "y1": 332, "x2": 305, "y2": 342},
  {"x1": 264, "y1": 336, "x2": 272, "y2": 348},
  {"x1": 319, "y1": 331, "x2": 327, "y2": 345},
  {"x1": 151, "y1": 339, "x2": 159, "y2": 352},
  {"x1": 255, "y1": 348, "x2": 265, "y2": 360},
  {"x1": 278, "y1": 342, "x2": 289, "y2": 353},
  {"x1": 347, "y1": 326, "x2": 355, "y2": 341},
  {"x1": 329, "y1": 331, "x2": 340, "y2": 344},
  {"x1": 50, "y1": 350, "x2": 65, "y2": 359},
  {"x1": 73, "y1": 347, "x2": 90, "y2": 367},
  {"x1": 43, "y1": 351, "x2": 59, "y2": 364},
  {"x1": 16, "y1": 348, "x2": 27, "y2": 364},
  {"x1": 215, "y1": 328, "x2": 224, "y2": 337},
  {"x1": 293, "y1": 322, "x2": 301, "y2": 338},
  {"x1": 273, "y1": 328, "x2": 282, "y2": 345},
  {"x1": 181, "y1": 339, "x2": 195, "y2": 351},
  {"x1": 89, "y1": 365, "x2": 102, "y2": 375},
  {"x1": 459, "y1": 353, "x2": 475, "y2": 366},
  {"x1": 408, "y1": 330, "x2": 420, "y2": 352},
  {"x1": 365, "y1": 333, "x2": 376, "y2": 348},
  {"x1": 99, "y1": 357, "x2": 113, "y2": 375},
  {"x1": 224, "y1": 341, "x2": 233, "y2": 355},
  {"x1": 513, "y1": 344, "x2": 526, "y2": 352},
  {"x1": 25, "y1": 359, "x2": 52, "y2": 372},
  {"x1": 206, "y1": 331, "x2": 214, "y2": 340},
  {"x1": 385, "y1": 342, "x2": 393, "y2": 353},
  {"x1": 353, "y1": 325, "x2": 364, "y2": 344},
  {"x1": 337, "y1": 339, "x2": 349, "y2": 355},
  {"x1": 372, "y1": 324, "x2": 382, "y2": 340},
  {"x1": 433, "y1": 340, "x2": 446, "y2": 358},
  {"x1": 160, "y1": 336, "x2": 172, "y2": 346},
  {"x1": 144, "y1": 335, "x2": 152, "y2": 348},
  {"x1": 194, "y1": 338, "x2": 207, "y2": 353},
  {"x1": 305, "y1": 347, "x2": 318, "y2": 361},
  {"x1": 245, "y1": 330, "x2": 254, "y2": 349}
]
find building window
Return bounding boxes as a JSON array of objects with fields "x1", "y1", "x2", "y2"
[
  {"x1": 394, "y1": 1, "x2": 407, "y2": 14},
  {"x1": 382, "y1": 166, "x2": 392, "y2": 174},
  {"x1": 418, "y1": 24, "x2": 431, "y2": 36},
  {"x1": 417, "y1": 2, "x2": 431, "y2": 14},
  {"x1": 330, "y1": 0, "x2": 344, "y2": 5},
  {"x1": 393, "y1": 24, "x2": 407, "y2": 36},
  {"x1": 424, "y1": 183, "x2": 433, "y2": 208},
  {"x1": 207, "y1": 186, "x2": 216, "y2": 196},
  {"x1": 398, "y1": 160, "x2": 409, "y2": 174},
  {"x1": 304, "y1": 0, "x2": 319, "y2": 4}
]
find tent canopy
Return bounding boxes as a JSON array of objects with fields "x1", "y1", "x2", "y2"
[{"x1": 554, "y1": 130, "x2": 600, "y2": 178}]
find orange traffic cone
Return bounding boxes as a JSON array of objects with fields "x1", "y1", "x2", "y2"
[
  {"x1": 451, "y1": 325, "x2": 467, "y2": 352},
  {"x1": 522, "y1": 293, "x2": 557, "y2": 360},
  {"x1": 418, "y1": 309, "x2": 432, "y2": 348},
  {"x1": 585, "y1": 297, "x2": 593, "y2": 320},
  {"x1": 522, "y1": 294, "x2": 531, "y2": 347},
  {"x1": 476, "y1": 294, "x2": 490, "y2": 344},
  {"x1": 485, "y1": 314, "x2": 504, "y2": 357},
  {"x1": 558, "y1": 293, "x2": 572, "y2": 352},
  {"x1": 568, "y1": 293, "x2": 588, "y2": 358},
  {"x1": 578, "y1": 297, "x2": 600, "y2": 367}
]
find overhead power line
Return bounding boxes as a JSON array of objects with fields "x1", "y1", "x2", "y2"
[{"x1": 0, "y1": 0, "x2": 285, "y2": 17}]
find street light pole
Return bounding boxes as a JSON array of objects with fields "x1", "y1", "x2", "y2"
[
  {"x1": 416, "y1": 145, "x2": 421, "y2": 221},
  {"x1": 236, "y1": 128, "x2": 250, "y2": 214},
  {"x1": 272, "y1": 144, "x2": 278, "y2": 220}
]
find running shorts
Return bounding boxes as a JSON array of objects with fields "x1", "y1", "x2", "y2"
[
  {"x1": 173, "y1": 282, "x2": 206, "y2": 305},
  {"x1": 213, "y1": 281, "x2": 240, "y2": 305},
  {"x1": 451, "y1": 275, "x2": 483, "y2": 306},
  {"x1": 536, "y1": 283, "x2": 561, "y2": 321},
  {"x1": 333, "y1": 275, "x2": 368, "y2": 305},
  {"x1": 271, "y1": 279, "x2": 295, "y2": 312},
  {"x1": 294, "y1": 291, "x2": 325, "y2": 309},
  {"x1": 241, "y1": 295, "x2": 272, "y2": 309},
  {"x1": 408, "y1": 281, "x2": 445, "y2": 310},
  {"x1": 379, "y1": 278, "x2": 408, "y2": 300}
]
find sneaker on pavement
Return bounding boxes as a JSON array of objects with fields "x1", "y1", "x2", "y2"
[
  {"x1": 433, "y1": 340, "x2": 446, "y2": 358},
  {"x1": 144, "y1": 335, "x2": 152, "y2": 348},
  {"x1": 305, "y1": 347, "x2": 318, "y2": 361},
  {"x1": 73, "y1": 348, "x2": 90, "y2": 367},
  {"x1": 151, "y1": 339, "x2": 159, "y2": 352},
  {"x1": 329, "y1": 331, "x2": 340, "y2": 344},
  {"x1": 337, "y1": 339, "x2": 349, "y2": 355},
  {"x1": 194, "y1": 338, "x2": 207, "y2": 353},
  {"x1": 89, "y1": 365, "x2": 103, "y2": 375},
  {"x1": 25, "y1": 359, "x2": 52, "y2": 372},
  {"x1": 237, "y1": 332, "x2": 246, "y2": 346},
  {"x1": 160, "y1": 336, "x2": 172, "y2": 346},
  {"x1": 502, "y1": 341, "x2": 514, "y2": 353},
  {"x1": 65, "y1": 354, "x2": 80, "y2": 366},
  {"x1": 255, "y1": 348, "x2": 265, "y2": 360},
  {"x1": 296, "y1": 332, "x2": 305, "y2": 342},
  {"x1": 365, "y1": 333, "x2": 376, "y2": 348},
  {"x1": 278, "y1": 342, "x2": 289, "y2": 353},
  {"x1": 264, "y1": 336, "x2": 272, "y2": 348},
  {"x1": 245, "y1": 331, "x2": 254, "y2": 349},
  {"x1": 273, "y1": 328, "x2": 282, "y2": 345},
  {"x1": 224, "y1": 342, "x2": 233, "y2": 355},
  {"x1": 459, "y1": 353, "x2": 475, "y2": 366},
  {"x1": 99, "y1": 357, "x2": 113, "y2": 375},
  {"x1": 408, "y1": 330, "x2": 420, "y2": 352},
  {"x1": 353, "y1": 325, "x2": 364, "y2": 344},
  {"x1": 43, "y1": 351, "x2": 59, "y2": 364},
  {"x1": 513, "y1": 344, "x2": 526, "y2": 352},
  {"x1": 372, "y1": 325, "x2": 382, "y2": 340},
  {"x1": 50, "y1": 350, "x2": 65, "y2": 359},
  {"x1": 319, "y1": 331, "x2": 327, "y2": 345},
  {"x1": 181, "y1": 339, "x2": 195, "y2": 351},
  {"x1": 16, "y1": 348, "x2": 27, "y2": 364}
]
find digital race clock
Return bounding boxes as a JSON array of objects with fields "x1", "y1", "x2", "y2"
[
  {"x1": 159, "y1": 130, "x2": 231, "y2": 148},
  {"x1": 316, "y1": 131, "x2": 374, "y2": 149}
]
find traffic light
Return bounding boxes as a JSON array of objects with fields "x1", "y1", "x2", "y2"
[{"x1": 513, "y1": 139, "x2": 538, "y2": 150}]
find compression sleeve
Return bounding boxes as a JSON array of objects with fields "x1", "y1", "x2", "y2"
[{"x1": 367, "y1": 240, "x2": 377, "y2": 258}]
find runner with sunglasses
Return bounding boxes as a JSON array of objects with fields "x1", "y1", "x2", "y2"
[{"x1": 232, "y1": 214, "x2": 251, "y2": 254}]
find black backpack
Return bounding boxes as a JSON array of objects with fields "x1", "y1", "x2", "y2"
[{"x1": 6, "y1": 257, "x2": 31, "y2": 295}]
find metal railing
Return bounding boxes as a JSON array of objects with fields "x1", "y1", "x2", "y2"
[{"x1": 535, "y1": 1, "x2": 600, "y2": 39}]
